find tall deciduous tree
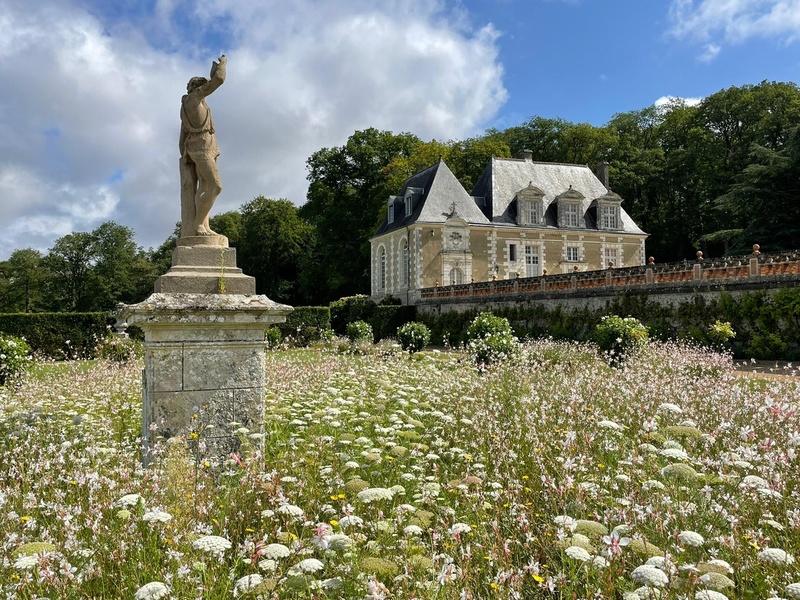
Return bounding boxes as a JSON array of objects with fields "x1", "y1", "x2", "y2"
[
  {"x1": 43, "y1": 232, "x2": 97, "y2": 312},
  {"x1": 2, "y1": 249, "x2": 45, "y2": 312},
  {"x1": 238, "y1": 197, "x2": 313, "y2": 305},
  {"x1": 301, "y1": 128, "x2": 420, "y2": 302}
]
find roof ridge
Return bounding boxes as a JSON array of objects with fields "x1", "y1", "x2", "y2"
[{"x1": 494, "y1": 157, "x2": 591, "y2": 168}]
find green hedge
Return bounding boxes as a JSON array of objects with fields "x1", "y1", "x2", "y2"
[
  {"x1": 329, "y1": 295, "x2": 376, "y2": 335},
  {"x1": 0, "y1": 312, "x2": 111, "y2": 359},
  {"x1": 371, "y1": 305, "x2": 417, "y2": 341},
  {"x1": 418, "y1": 288, "x2": 800, "y2": 359},
  {"x1": 277, "y1": 306, "x2": 331, "y2": 346}
]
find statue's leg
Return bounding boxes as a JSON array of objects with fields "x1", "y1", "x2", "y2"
[
  {"x1": 193, "y1": 154, "x2": 222, "y2": 236},
  {"x1": 179, "y1": 158, "x2": 198, "y2": 237}
]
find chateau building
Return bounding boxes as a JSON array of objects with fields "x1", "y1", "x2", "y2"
[{"x1": 370, "y1": 151, "x2": 648, "y2": 304}]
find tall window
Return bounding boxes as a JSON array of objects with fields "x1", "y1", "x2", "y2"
[
  {"x1": 527, "y1": 201, "x2": 540, "y2": 225},
  {"x1": 450, "y1": 267, "x2": 464, "y2": 285},
  {"x1": 524, "y1": 245, "x2": 540, "y2": 277},
  {"x1": 399, "y1": 239, "x2": 409, "y2": 286},
  {"x1": 387, "y1": 198, "x2": 394, "y2": 224},
  {"x1": 379, "y1": 246, "x2": 386, "y2": 289},
  {"x1": 601, "y1": 205, "x2": 619, "y2": 229},
  {"x1": 563, "y1": 203, "x2": 579, "y2": 227},
  {"x1": 508, "y1": 243, "x2": 517, "y2": 262},
  {"x1": 604, "y1": 247, "x2": 617, "y2": 268},
  {"x1": 404, "y1": 194, "x2": 412, "y2": 217},
  {"x1": 566, "y1": 246, "x2": 580, "y2": 262}
]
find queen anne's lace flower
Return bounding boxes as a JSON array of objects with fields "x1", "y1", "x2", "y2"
[
  {"x1": 356, "y1": 487, "x2": 395, "y2": 503},
  {"x1": 758, "y1": 548, "x2": 795, "y2": 565},
  {"x1": 14, "y1": 555, "x2": 38, "y2": 570},
  {"x1": 565, "y1": 546, "x2": 591, "y2": 562},
  {"x1": 631, "y1": 564, "x2": 669, "y2": 588},
  {"x1": 192, "y1": 535, "x2": 232, "y2": 553},
  {"x1": 786, "y1": 583, "x2": 800, "y2": 599},
  {"x1": 233, "y1": 574, "x2": 263, "y2": 597},
  {"x1": 553, "y1": 515, "x2": 578, "y2": 532},
  {"x1": 678, "y1": 530, "x2": 705, "y2": 547},
  {"x1": 292, "y1": 558, "x2": 325, "y2": 573},
  {"x1": 277, "y1": 503, "x2": 305, "y2": 518},
  {"x1": 337, "y1": 515, "x2": 364, "y2": 528},
  {"x1": 134, "y1": 581, "x2": 170, "y2": 600},
  {"x1": 142, "y1": 509, "x2": 173, "y2": 523},
  {"x1": 262, "y1": 543, "x2": 291, "y2": 559},
  {"x1": 448, "y1": 523, "x2": 472, "y2": 536},
  {"x1": 115, "y1": 493, "x2": 142, "y2": 507},
  {"x1": 695, "y1": 590, "x2": 729, "y2": 600}
]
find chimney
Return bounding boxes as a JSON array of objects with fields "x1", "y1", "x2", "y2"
[
  {"x1": 596, "y1": 162, "x2": 610, "y2": 188},
  {"x1": 514, "y1": 149, "x2": 534, "y2": 161}
]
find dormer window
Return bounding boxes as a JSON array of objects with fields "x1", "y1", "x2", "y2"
[
  {"x1": 595, "y1": 190, "x2": 624, "y2": 231},
  {"x1": 387, "y1": 196, "x2": 396, "y2": 224},
  {"x1": 555, "y1": 186, "x2": 585, "y2": 228},
  {"x1": 514, "y1": 182, "x2": 545, "y2": 226},
  {"x1": 403, "y1": 187, "x2": 423, "y2": 218}
]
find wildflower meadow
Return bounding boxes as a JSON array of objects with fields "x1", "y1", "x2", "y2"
[{"x1": 1, "y1": 338, "x2": 798, "y2": 599}]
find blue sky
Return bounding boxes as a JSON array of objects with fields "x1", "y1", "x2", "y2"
[{"x1": 1, "y1": 0, "x2": 798, "y2": 258}]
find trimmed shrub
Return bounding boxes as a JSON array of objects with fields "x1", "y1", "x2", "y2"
[
  {"x1": 0, "y1": 312, "x2": 110, "y2": 359},
  {"x1": 277, "y1": 306, "x2": 331, "y2": 347},
  {"x1": 397, "y1": 322, "x2": 431, "y2": 353},
  {"x1": 372, "y1": 305, "x2": 417, "y2": 341},
  {"x1": 0, "y1": 334, "x2": 32, "y2": 386},
  {"x1": 330, "y1": 295, "x2": 376, "y2": 335},
  {"x1": 594, "y1": 315, "x2": 649, "y2": 364},
  {"x1": 347, "y1": 320, "x2": 373, "y2": 343},
  {"x1": 466, "y1": 312, "x2": 518, "y2": 365}
]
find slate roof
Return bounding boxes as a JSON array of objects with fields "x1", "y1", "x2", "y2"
[
  {"x1": 374, "y1": 159, "x2": 489, "y2": 237},
  {"x1": 373, "y1": 156, "x2": 646, "y2": 238},
  {"x1": 472, "y1": 157, "x2": 646, "y2": 235}
]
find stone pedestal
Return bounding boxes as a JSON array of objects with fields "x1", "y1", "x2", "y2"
[
  {"x1": 155, "y1": 237, "x2": 256, "y2": 295},
  {"x1": 114, "y1": 293, "x2": 291, "y2": 460}
]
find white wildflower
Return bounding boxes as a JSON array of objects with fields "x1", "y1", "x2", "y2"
[
  {"x1": 448, "y1": 523, "x2": 472, "y2": 536},
  {"x1": 660, "y1": 448, "x2": 690, "y2": 460},
  {"x1": 695, "y1": 591, "x2": 729, "y2": 600},
  {"x1": 565, "y1": 546, "x2": 591, "y2": 562},
  {"x1": 658, "y1": 403, "x2": 683, "y2": 415},
  {"x1": 262, "y1": 543, "x2": 291, "y2": 559},
  {"x1": 404, "y1": 525, "x2": 424, "y2": 536},
  {"x1": 14, "y1": 555, "x2": 38, "y2": 570},
  {"x1": 292, "y1": 558, "x2": 325, "y2": 573},
  {"x1": 758, "y1": 548, "x2": 795, "y2": 566},
  {"x1": 678, "y1": 530, "x2": 705, "y2": 547},
  {"x1": 258, "y1": 559, "x2": 278, "y2": 572},
  {"x1": 277, "y1": 503, "x2": 305, "y2": 518},
  {"x1": 631, "y1": 564, "x2": 669, "y2": 588},
  {"x1": 233, "y1": 574, "x2": 263, "y2": 597},
  {"x1": 134, "y1": 581, "x2": 170, "y2": 600},
  {"x1": 337, "y1": 515, "x2": 364, "y2": 528},
  {"x1": 192, "y1": 535, "x2": 232, "y2": 554},
  {"x1": 115, "y1": 493, "x2": 143, "y2": 508},
  {"x1": 142, "y1": 509, "x2": 173, "y2": 524},
  {"x1": 598, "y1": 419, "x2": 625, "y2": 431},
  {"x1": 553, "y1": 515, "x2": 578, "y2": 532},
  {"x1": 356, "y1": 487, "x2": 394, "y2": 503},
  {"x1": 786, "y1": 583, "x2": 800, "y2": 599}
]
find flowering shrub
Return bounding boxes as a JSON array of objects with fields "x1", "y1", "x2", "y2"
[
  {"x1": 346, "y1": 320, "x2": 373, "y2": 343},
  {"x1": 95, "y1": 334, "x2": 143, "y2": 362},
  {"x1": 466, "y1": 312, "x2": 518, "y2": 364},
  {"x1": 594, "y1": 315, "x2": 649, "y2": 364},
  {"x1": 396, "y1": 322, "x2": 431, "y2": 353},
  {"x1": 265, "y1": 327, "x2": 282, "y2": 349},
  {"x1": 0, "y1": 334, "x2": 32, "y2": 386}
]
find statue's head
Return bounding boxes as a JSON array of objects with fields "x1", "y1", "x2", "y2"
[{"x1": 187, "y1": 76, "x2": 208, "y2": 92}]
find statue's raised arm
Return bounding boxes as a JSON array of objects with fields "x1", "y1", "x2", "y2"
[{"x1": 179, "y1": 55, "x2": 227, "y2": 238}]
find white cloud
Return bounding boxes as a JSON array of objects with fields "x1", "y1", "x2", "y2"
[
  {"x1": 0, "y1": 0, "x2": 506, "y2": 258},
  {"x1": 669, "y1": 0, "x2": 800, "y2": 51},
  {"x1": 654, "y1": 95, "x2": 704, "y2": 108},
  {"x1": 698, "y1": 42, "x2": 721, "y2": 61}
]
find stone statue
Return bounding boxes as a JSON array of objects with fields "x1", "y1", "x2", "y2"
[{"x1": 179, "y1": 55, "x2": 227, "y2": 238}]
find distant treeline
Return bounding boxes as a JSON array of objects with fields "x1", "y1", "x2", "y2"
[{"x1": 2, "y1": 81, "x2": 799, "y2": 311}]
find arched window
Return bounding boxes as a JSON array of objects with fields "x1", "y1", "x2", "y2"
[
  {"x1": 379, "y1": 246, "x2": 386, "y2": 290},
  {"x1": 450, "y1": 267, "x2": 464, "y2": 286},
  {"x1": 399, "y1": 239, "x2": 409, "y2": 286}
]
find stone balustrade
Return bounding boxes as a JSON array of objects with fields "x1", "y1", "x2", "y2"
[{"x1": 419, "y1": 250, "x2": 800, "y2": 301}]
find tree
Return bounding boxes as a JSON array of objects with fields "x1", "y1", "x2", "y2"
[
  {"x1": 2, "y1": 249, "x2": 45, "y2": 312},
  {"x1": 238, "y1": 197, "x2": 313, "y2": 305},
  {"x1": 43, "y1": 232, "x2": 97, "y2": 312},
  {"x1": 301, "y1": 128, "x2": 420, "y2": 302}
]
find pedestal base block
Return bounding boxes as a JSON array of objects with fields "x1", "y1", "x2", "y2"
[{"x1": 114, "y1": 293, "x2": 291, "y2": 460}]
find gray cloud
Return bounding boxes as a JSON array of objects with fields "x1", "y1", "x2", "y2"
[{"x1": 0, "y1": 0, "x2": 506, "y2": 258}]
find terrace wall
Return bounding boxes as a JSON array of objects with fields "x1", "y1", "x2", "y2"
[{"x1": 416, "y1": 251, "x2": 800, "y2": 314}]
